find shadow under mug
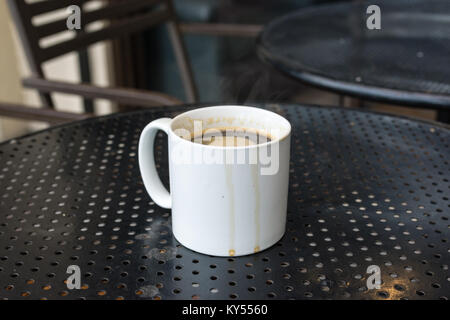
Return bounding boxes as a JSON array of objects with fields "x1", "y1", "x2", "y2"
[{"x1": 138, "y1": 105, "x2": 291, "y2": 256}]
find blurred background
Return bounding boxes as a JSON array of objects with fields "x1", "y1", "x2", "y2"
[{"x1": 0, "y1": 0, "x2": 441, "y2": 142}]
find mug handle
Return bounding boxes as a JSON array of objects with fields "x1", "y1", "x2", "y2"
[{"x1": 138, "y1": 118, "x2": 172, "y2": 209}]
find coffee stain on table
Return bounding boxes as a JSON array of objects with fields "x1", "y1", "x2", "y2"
[
  {"x1": 136, "y1": 285, "x2": 159, "y2": 298},
  {"x1": 147, "y1": 247, "x2": 177, "y2": 262},
  {"x1": 135, "y1": 233, "x2": 151, "y2": 240}
]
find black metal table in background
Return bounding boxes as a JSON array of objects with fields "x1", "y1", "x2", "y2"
[
  {"x1": 257, "y1": 0, "x2": 450, "y2": 120},
  {"x1": 0, "y1": 104, "x2": 449, "y2": 300}
]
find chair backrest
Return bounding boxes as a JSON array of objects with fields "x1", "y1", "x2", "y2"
[
  {"x1": 7, "y1": 0, "x2": 198, "y2": 104},
  {"x1": 8, "y1": 0, "x2": 173, "y2": 73}
]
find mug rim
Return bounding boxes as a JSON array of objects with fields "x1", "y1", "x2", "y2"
[{"x1": 168, "y1": 105, "x2": 292, "y2": 150}]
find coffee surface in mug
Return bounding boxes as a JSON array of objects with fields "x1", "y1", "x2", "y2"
[{"x1": 191, "y1": 127, "x2": 271, "y2": 147}]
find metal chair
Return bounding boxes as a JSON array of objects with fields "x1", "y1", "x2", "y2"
[{"x1": 4, "y1": 0, "x2": 198, "y2": 123}]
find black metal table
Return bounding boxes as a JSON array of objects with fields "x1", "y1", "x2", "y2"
[
  {"x1": 257, "y1": 0, "x2": 450, "y2": 110},
  {"x1": 0, "y1": 104, "x2": 449, "y2": 300}
]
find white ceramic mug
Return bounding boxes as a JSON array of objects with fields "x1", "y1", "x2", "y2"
[{"x1": 138, "y1": 106, "x2": 291, "y2": 256}]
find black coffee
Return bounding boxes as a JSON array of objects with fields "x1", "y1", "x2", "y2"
[{"x1": 191, "y1": 127, "x2": 271, "y2": 147}]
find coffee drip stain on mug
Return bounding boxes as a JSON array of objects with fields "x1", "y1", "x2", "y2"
[
  {"x1": 251, "y1": 163, "x2": 261, "y2": 254},
  {"x1": 225, "y1": 163, "x2": 261, "y2": 256},
  {"x1": 225, "y1": 165, "x2": 236, "y2": 256}
]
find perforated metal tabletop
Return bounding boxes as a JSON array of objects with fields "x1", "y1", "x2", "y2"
[
  {"x1": 257, "y1": 0, "x2": 450, "y2": 108},
  {"x1": 0, "y1": 104, "x2": 449, "y2": 300}
]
